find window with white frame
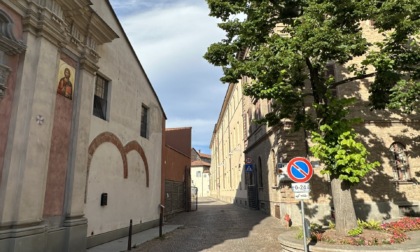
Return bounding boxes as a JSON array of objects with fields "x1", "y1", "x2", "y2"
[
  {"x1": 93, "y1": 75, "x2": 109, "y2": 120},
  {"x1": 389, "y1": 142, "x2": 410, "y2": 181}
]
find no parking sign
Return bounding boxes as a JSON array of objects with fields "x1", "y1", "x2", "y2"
[
  {"x1": 286, "y1": 157, "x2": 313, "y2": 183},
  {"x1": 286, "y1": 157, "x2": 313, "y2": 252}
]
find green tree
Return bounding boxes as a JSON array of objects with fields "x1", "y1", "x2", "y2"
[{"x1": 204, "y1": 0, "x2": 419, "y2": 234}]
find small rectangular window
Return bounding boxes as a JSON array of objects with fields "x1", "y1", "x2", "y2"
[
  {"x1": 390, "y1": 142, "x2": 410, "y2": 181},
  {"x1": 196, "y1": 171, "x2": 201, "y2": 177},
  {"x1": 325, "y1": 64, "x2": 337, "y2": 97},
  {"x1": 93, "y1": 75, "x2": 108, "y2": 120},
  {"x1": 141, "y1": 105, "x2": 149, "y2": 138}
]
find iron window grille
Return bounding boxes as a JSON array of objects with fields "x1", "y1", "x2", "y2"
[
  {"x1": 93, "y1": 75, "x2": 108, "y2": 120},
  {"x1": 140, "y1": 105, "x2": 149, "y2": 138},
  {"x1": 390, "y1": 142, "x2": 410, "y2": 181}
]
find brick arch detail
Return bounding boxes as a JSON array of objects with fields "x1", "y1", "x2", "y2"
[
  {"x1": 87, "y1": 132, "x2": 127, "y2": 178},
  {"x1": 85, "y1": 132, "x2": 150, "y2": 202},
  {"x1": 124, "y1": 141, "x2": 149, "y2": 187}
]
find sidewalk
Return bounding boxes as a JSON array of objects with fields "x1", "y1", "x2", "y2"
[{"x1": 87, "y1": 225, "x2": 182, "y2": 252}]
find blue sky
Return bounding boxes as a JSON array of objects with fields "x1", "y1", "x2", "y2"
[{"x1": 109, "y1": 0, "x2": 227, "y2": 155}]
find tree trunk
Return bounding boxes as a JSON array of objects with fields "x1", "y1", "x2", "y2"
[{"x1": 330, "y1": 176, "x2": 357, "y2": 235}]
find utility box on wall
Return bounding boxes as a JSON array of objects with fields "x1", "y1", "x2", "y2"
[{"x1": 100, "y1": 193, "x2": 108, "y2": 206}]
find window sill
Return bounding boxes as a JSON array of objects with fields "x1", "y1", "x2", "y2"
[{"x1": 391, "y1": 180, "x2": 419, "y2": 185}]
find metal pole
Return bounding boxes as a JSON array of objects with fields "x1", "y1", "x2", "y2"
[
  {"x1": 300, "y1": 200, "x2": 308, "y2": 252},
  {"x1": 127, "y1": 219, "x2": 132, "y2": 251},
  {"x1": 196, "y1": 192, "x2": 198, "y2": 210},
  {"x1": 159, "y1": 205, "x2": 165, "y2": 237}
]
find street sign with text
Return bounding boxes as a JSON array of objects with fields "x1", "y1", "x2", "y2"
[
  {"x1": 294, "y1": 192, "x2": 310, "y2": 200},
  {"x1": 291, "y1": 183, "x2": 311, "y2": 193}
]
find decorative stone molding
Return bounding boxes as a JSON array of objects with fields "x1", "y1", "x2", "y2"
[
  {"x1": 0, "y1": 10, "x2": 26, "y2": 55},
  {"x1": 19, "y1": 0, "x2": 117, "y2": 65},
  {"x1": 37, "y1": 0, "x2": 64, "y2": 19},
  {"x1": 79, "y1": 56, "x2": 99, "y2": 74},
  {"x1": 0, "y1": 10, "x2": 24, "y2": 100}
]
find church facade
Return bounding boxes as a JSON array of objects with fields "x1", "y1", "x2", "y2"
[{"x1": 0, "y1": 1, "x2": 165, "y2": 251}]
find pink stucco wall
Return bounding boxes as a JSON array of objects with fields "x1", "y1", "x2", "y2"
[
  {"x1": 43, "y1": 55, "x2": 77, "y2": 217},
  {"x1": 0, "y1": 3, "x2": 24, "y2": 183}
]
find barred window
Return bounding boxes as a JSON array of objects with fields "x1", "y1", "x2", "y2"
[
  {"x1": 140, "y1": 105, "x2": 149, "y2": 138},
  {"x1": 258, "y1": 157, "x2": 263, "y2": 188},
  {"x1": 390, "y1": 142, "x2": 410, "y2": 181},
  {"x1": 325, "y1": 64, "x2": 337, "y2": 97},
  {"x1": 93, "y1": 75, "x2": 108, "y2": 120}
]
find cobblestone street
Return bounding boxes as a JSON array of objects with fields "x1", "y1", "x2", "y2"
[{"x1": 131, "y1": 198, "x2": 287, "y2": 252}]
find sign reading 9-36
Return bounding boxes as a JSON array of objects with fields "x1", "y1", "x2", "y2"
[{"x1": 286, "y1": 157, "x2": 313, "y2": 183}]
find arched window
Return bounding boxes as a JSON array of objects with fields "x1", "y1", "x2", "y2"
[
  {"x1": 258, "y1": 157, "x2": 263, "y2": 188},
  {"x1": 0, "y1": 10, "x2": 25, "y2": 100},
  {"x1": 389, "y1": 142, "x2": 410, "y2": 181},
  {"x1": 272, "y1": 150, "x2": 277, "y2": 187}
]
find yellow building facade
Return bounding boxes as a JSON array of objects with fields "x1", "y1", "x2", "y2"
[{"x1": 210, "y1": 21, "x2": 420, "y2": 225}]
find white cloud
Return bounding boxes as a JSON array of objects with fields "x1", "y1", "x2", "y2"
[
  {"x1": 120, "y1": 4, "x2": 224, "y2": 74},
  {"x1": 110, "y1": 0, "x2": 228, "y2": 154}
]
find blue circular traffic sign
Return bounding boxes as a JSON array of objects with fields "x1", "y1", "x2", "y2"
[{"x1": 286, "y1": 157, "x2": 313, "y2": 183}]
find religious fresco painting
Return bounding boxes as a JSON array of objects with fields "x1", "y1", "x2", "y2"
[{"x1": 56, "y1": 60, "x2": 75, "y2": 100}]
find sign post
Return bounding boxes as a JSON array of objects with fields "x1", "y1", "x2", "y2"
[{"x1": 287, "y1": 157, "x2": 314, "y2": 252}]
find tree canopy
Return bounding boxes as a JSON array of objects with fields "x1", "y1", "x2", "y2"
[
  {"x1": 204, "y1": 0, "x2": 419, "y2": 233},
  {"x1": 204, "y1": 0, "x2": 419, "y2": 175}
]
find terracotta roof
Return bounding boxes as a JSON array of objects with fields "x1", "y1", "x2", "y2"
[
  {"x1": 198, "y1": 152, "x2": 211, "y2": 159},
  {"x1": 191, "y1": 160, "x2": 210, "y2": 167},
  {"x1": 191, "y1": 148, "x2": 211, "y2": 159},
  {"x1": 166, "y1": 127, "x2": 192, "y2": 131}
]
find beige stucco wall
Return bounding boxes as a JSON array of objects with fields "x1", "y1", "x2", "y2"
[
  {"x1": 84, "y1": 1, "x2": 163, "y2": 238},
  {"x1": 210, "y1": 82, "x2": 248, "y2": 205},
  {"x1": 191, "y1": 166, "x2": 210, "y2": 197},
  {"x1": 86, "y1": 144, "x2": 154, "y2": 235}
]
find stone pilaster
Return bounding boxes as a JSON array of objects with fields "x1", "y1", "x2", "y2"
[{"x1": 0, "y1": 32, "x2": 58, "y2": 227}]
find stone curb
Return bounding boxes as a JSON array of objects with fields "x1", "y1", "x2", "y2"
[{"x1": 278, "y1": 229, "x2": 420, "y2": 252}]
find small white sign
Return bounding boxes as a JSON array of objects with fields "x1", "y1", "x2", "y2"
[
  {"x1": 291, "y1": 183, "x2": 310, "y2": 193},
  {"x1": 294, "y1": 192, "x2": 310, "y2": 200}
]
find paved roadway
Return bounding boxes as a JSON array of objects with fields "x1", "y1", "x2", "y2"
[{"x1": 131, "y1": 197, "x2": 287, "y2": 252}]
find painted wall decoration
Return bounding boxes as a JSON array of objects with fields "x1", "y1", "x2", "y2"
[{"x1": 56, "y1": 60, "x2": 75, "y2": 100}]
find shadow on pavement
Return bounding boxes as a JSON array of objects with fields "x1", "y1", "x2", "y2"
[{"x1": 131, "y1": 197, "x2": 285, "y2": 252}]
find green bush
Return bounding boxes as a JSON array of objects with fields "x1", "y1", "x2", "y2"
[
  {"x1": 348, "y1": 226, "x2": 363, "y2": 237},
  {"x1": 358, "y1": 219, "x2": 382, "y2": 230},
  {"x1": 313, "y1": 217, "x2": 420, "y2": 245},
  {"x1": 296, "y1": 228, "x2": 303, "y2": 239},
  {"x1": 310, "y1": 223, "x2": 323, "y2": 231},
  {"x1": 328, "y1": 220, "x2": 335, "y2": 230}
]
